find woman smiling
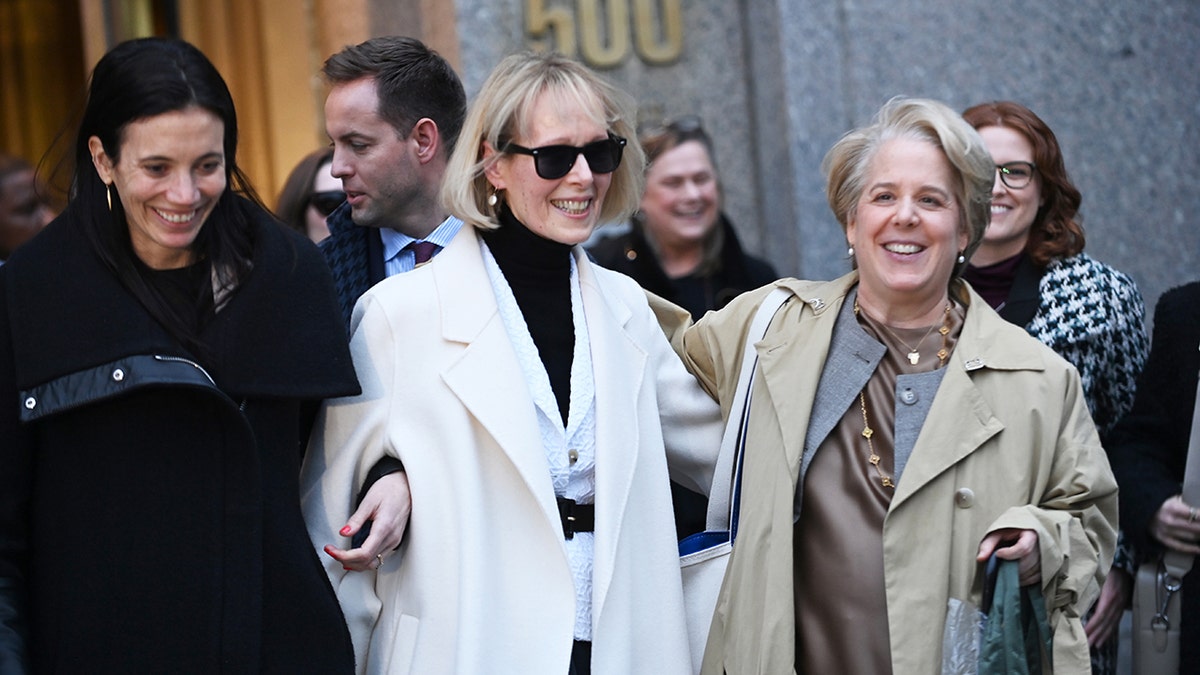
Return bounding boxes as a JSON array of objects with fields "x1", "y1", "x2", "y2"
[
  {"x1": 0, "y1": 38, "x2": 358, "y2": 672},
  {"x1": 653, "y1": 98, "x2": 1118, "y2": 673}
]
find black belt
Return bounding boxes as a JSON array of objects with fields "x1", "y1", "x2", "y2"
[{"x1": 557, "y1": 497, "x2": 594, "y2": 540}]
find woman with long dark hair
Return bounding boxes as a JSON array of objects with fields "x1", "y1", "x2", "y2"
[{"x1": 0, "y1": 37, "x2": 358, "y2": 672}]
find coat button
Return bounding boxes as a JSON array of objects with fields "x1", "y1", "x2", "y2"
[
  {"x1": 112, "y1": 368, "x2": 125, "y2": 382},
  {"x1": 568, "y1": 449, "x2": 579, "y2": 465},
  {"x1": 900, "y1": 388, "x2": 917, "y2": 405},
  {"x1": 625, "y1": 250, "x2": 637, "y2": 261},
  {"x1": 954, "y1": 488, "x2": 975, "y2": 508},
  {"x1": 24, "y1": 397, "x2": 36, "y2": 410}
]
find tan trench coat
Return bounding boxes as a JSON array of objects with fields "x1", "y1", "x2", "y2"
[{"x1": 659, "y1": 272, "x2": 1117, "y2": 675}]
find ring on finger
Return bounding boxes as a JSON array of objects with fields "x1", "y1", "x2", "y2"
[{"x1": 376, "y1": 553, "x2": 385, "y2": 568}]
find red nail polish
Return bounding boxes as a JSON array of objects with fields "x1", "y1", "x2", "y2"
[{"x1": 340, "y1": 525, "x2": 352, "y2": 536}]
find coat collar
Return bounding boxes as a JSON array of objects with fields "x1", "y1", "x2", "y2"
[
  {"x1": 754, "y1": 272, "x2": 1048, "y2": 507},
  {"x1": 6, "y1": 203, "x2": 358, "y2": 400}
]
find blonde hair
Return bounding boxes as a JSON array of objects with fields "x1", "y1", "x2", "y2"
[
  {"x1": 441, "y1": 51, "x2": 644, "y2": 230},
  {"x1": 822, "y1": 97, "x2": 994, "y2": 270}
]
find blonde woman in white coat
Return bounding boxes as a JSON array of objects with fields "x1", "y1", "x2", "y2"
[{"x1": 301, "y1": 51, "x2": 722, "y2": 675}]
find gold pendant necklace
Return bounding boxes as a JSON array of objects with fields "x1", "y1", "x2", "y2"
[{"x1": 855, "y1": 300, "x2": 953, "y2": 367}]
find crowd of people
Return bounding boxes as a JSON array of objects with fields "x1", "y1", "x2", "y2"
[{"x1": 0, "y1": 33, "x2": 1191, "y2": 675}]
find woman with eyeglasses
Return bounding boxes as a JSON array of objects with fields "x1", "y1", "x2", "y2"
[
  {"x1": 961, "y1": 100, "x2": 1148, "y2": 675},
  {"x1": 275, "y1": 147, "x2": 342, "y2": 243},
  {"x1": 301, "y1": 51, "x2": 721, "y2": 674}
]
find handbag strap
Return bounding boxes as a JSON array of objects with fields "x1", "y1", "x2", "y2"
[
  {"x1": 704, "y1": 286, "x2": 794, "y2": 532},
  {"x1": 1164, "y1": 342, "x2": 1200, "y2": 578}
]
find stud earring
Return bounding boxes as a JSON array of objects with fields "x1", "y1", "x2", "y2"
[
  {"x1": 957, "y1": 252, "x2": 966, "y2": 264},
  {"x1": 847, "y1": 246, "x2": 855, "y2": 257}
]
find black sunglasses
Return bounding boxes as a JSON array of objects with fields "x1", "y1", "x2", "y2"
[
  {"x1": 502, "y1": 133, "x2": 627, "y2": 180},
  {"x1": 309, "y1": 190, "x2": 346, "y2": 217}
]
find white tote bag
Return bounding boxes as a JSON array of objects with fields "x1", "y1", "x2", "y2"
[{"x1": 679, "y1": 287, "x2": 792, "y2": 672}]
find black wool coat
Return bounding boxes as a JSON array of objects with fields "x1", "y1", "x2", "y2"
[
  {"x1": 1109, "y1": 280, "x2": 1200, "y2": 667},
  {"x1": 0, "y1": 200, "x2": 360, "y2": 674}
]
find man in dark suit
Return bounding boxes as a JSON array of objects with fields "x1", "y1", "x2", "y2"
[
  {"x1": 314, "y1": 37, "x2": 467, "y2": 572},
  {"x1": 320, "y1": 36, "x2": 467, "y2": 329}
]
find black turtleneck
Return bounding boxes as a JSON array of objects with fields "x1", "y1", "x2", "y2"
[{"x1": 482, "y1": 208, "x2": 575, "y2": 426}]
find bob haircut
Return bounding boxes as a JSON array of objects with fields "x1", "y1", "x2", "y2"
[
  {"x1": 442, "y1": 51, "x2": 645, "y2": 231},
  {"x1": 70, "y1": 37, "x2": 259, "y2": 355},
  {"x1": 823, "y1": 97, "x2": 993, "y2": 277},
  {"x1": 275, "y1": 147, "x2": 334, "y2": 236},
  {"x1": 962, "y1": 100, "x2": 1085, "y2": 266}
]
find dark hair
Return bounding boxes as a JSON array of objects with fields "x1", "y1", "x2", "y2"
[
  {"x1": 962, "y1": 101, "x2": 1085, "y2": 266},
  {"x1": 638, "y1": 116, "x2": 716, "y2": 167},
  {"x1": 322, "y1": 36, "x2": 467, "y2": 153},
  {"x1": 275, "y1": 147, "x2": 334, "y2": 235},
  {"x1": 71, "y1": 37, "x2": 258, "y2": 358}
]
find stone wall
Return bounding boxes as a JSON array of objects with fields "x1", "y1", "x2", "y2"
[{"x1": 450, "y1": 0, "x2": 1200, "y2": 315}]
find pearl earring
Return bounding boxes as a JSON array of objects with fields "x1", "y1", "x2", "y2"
[
  {"x1": 847, "y1": 246, "x2": 855, "y2": 257},
  {"x1": 488, "y1": 193, "x2": 498, "y2": 207},
  {"x1": 957, "y1": 252, "x2": 966, "y2": 264}
]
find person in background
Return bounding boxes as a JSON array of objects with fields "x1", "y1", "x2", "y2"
[
  {"x1": 1108, "y1": 280, "x2": 1200, "y2": 669},
  {"x1": 301, "y1": 51, "x2": 721, "y2": 674},
  {"x1": 311, "y1": 36, "x2": 470, "y2": 577},
  {"x1": 319, "y1": 35, "x2": 468, "y2": 329},
  {"x1": 0, "y1": 154, "x2": 55, "y2": 263},
  {"x1": 588, "y1": 116, "x2": 777, "y2": 539},
  {"x1": 652, "y1": 97, "x2": 1117, "y2": 673},
  {"x1": 0, "y1": 37, "x2": 358, "y2": 673},
  {"x1": 276, "y1": 147, "x2": 339, "y2": 243},
  {"x1": 589, "y1": 116, "x2": 777, "y2": 321},
  {"x1": 961, "y1": 100, "x2": 1148, "y2": 672}
]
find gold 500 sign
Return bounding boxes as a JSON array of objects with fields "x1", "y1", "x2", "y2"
[{"x1": 525, "y1": 0, "x2": 683, "y2": 68}]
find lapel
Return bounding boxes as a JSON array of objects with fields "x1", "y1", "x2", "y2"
[
  {"x1": 998, "y1": 254, "x2": 1043, "y2": 327},
  {"x1": 435, "y1": 227, "x2": 564, "y2": 539},
  {"x1": 755, "y1": 277, "x2": 852, "y2": 476},
  {"x1": 801, "y1": 292, "x2": 885, "y2": 481},
  {"x1": 574, "y1": 251, "x2": 645, "y2": 616},
  {"x1": 890, "y1": 290, "x2": 1030, "y2": 509}
]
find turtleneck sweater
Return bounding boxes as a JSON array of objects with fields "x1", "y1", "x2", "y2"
[
  {"x1": 962, "y1": 251, "x2": 1025, "y2": 309},
  {"x1": 481, "y1": 207, "x2": 574, "y2": 426}
]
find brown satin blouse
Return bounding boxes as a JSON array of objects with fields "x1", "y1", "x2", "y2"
[{"x1": 794, "y1": 299, "x2": 964, "y2": 674}]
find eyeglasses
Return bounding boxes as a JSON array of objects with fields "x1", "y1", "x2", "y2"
[
  {"x1": 502, "y1": 133, "x2": 627, "y2": 180},
  {"x1": 309, "y1": 190, "x2": 346, "y2": 216},
  {"x1": 995, "y1": 161, "x2": 1036, "y2": 190}
]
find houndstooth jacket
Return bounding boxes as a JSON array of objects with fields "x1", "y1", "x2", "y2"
[{"x1": 1015, "y1": 253, "x2": 1149, "y2": 439}]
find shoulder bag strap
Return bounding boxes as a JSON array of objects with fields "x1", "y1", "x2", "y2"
[
  {"x1": 705, "y1": 286, "x2": 794, "y2": 532},
  {"x1": 1164, "y1": 342, "x2": 1200, "y2": 578}
]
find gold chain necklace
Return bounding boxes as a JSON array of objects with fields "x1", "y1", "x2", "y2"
[
  {"x1": 854, "y1": 300, "x2": 953, "y2": 366},
  {"x1": 853, "y1": 298, "x2": 956, "y2": 490},
  {"x1": 858, "y1": 391, "x2": 894, "y2": 489}
]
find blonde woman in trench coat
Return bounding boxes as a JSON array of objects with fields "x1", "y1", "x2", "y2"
[{"x1": 654, "y1": 98, "x2": 1118, "y2": 674}]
